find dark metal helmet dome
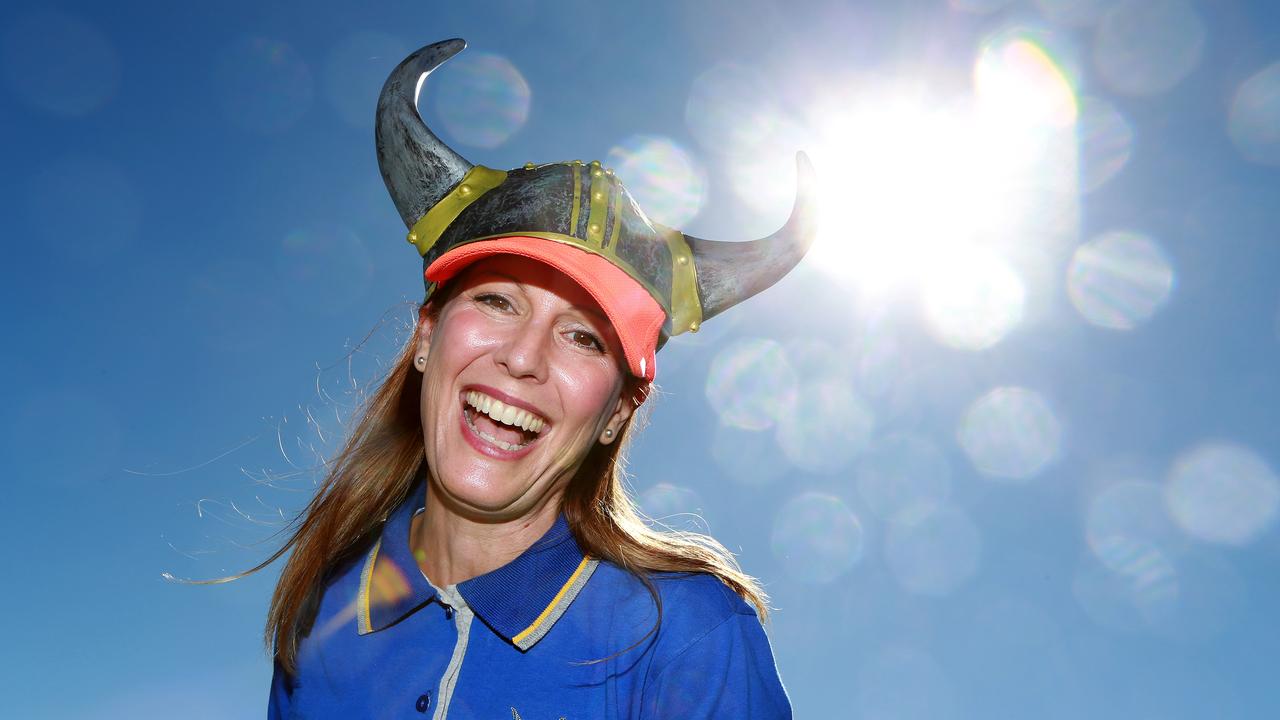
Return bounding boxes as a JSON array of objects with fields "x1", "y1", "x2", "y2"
[{"x1": 376, "y1": 38, "x2": 817, "y2": 339}]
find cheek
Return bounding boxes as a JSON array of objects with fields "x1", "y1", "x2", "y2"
[
  {"x1": 419, "y1": 325, "x2": 483, "y2": 428},
  {"x1": 552, "y1": 362, "x2": 622, "y2": 427},
  {"x1": 423, "y1": 314, "x2": 501, "y2": 389}
]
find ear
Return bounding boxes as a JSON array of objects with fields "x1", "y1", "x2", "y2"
[
  {"x1": 598, "y1": 384, "x2": 637, "y2": 445},
  {"x1": 414, "y1": 303, "x2": 436, "y2": 373}
]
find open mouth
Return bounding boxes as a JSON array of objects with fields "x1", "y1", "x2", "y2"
[{"x1": 461, "y1": 389, "x2": 547, "y2": 453}]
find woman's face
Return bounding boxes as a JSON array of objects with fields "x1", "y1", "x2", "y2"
[{"x1": 415, "y1": 255, "x2": 633, "y2": 522}]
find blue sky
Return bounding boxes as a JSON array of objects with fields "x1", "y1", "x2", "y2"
[{"x1": 3, "y1": 0, "x2": 1280, "y2": 717}]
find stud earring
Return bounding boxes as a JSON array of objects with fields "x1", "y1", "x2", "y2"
[
  {"x1": 604, "y1": 428, "x2": 614, "y2": 438},
  {"x1": 415, "y1": 355, "x2": 426, "y2": 367}
]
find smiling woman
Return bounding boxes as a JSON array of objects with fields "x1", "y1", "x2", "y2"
[
  {"x1": 252, "y1": 38, "x2": 817, "y2": 719},
  {"x1": 415, "y1": 257, "x2": 635, "y2": 526}
]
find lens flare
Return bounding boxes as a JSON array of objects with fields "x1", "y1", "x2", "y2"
[
  {"x1": 975, "y1": 34, "x2": 1079, "y2": 130},
  {"x1": 0, "y1": 8, "x2": 120, "y2": 117},
  {"x1": 433, "y1": 52, "x2": 531, "y2": 148},
  {"x1": 279, "y1": 225, "x2": 375, "y2": 312},
  {"x1": 1074, "y1": 546, "x2": 1243, "y2": 641},
  {"x1": 726, "y1": 130, "x2": 809, "y2": 220},
  {"x1": 1093, "y1": 0, "x2": 1205, "y2": 96},
  {"x1": 1086, "y1": 481, "x2": 1181, "y2": 571},
  {"x1": 1228, "y1": 62, "x2": 1280, "y2": 167},
  {"x1": 324, "y1": 31, "x2": 409, "y2": 129},
  {"x1": 1165, "y1": 442, "x2": 1280, "y2": 546},
  {"x1": 711, "y1": 423, "x2": 789, "y2": 486},
  {"x1": 606, "y1": 135, "x2": 706, "y2": 227},
  {"x1": 638, "y1": 483, "x2": 706, "y2": 531},
  {"x1": 884, "y1": 506, "x2": 982, "y2": 596},
  {"x1": 213, "y1": 36, "x2": 314, "y2": 134},
  {"x1": 958, "y1": 387, "x2": 1062, "y2": 480},
  {"x1": 369, "y1": 555, "x2": 413, "y2": 607},
  {"x1": 705, "y1": 338, "x2": 798, "y2": 431},
  {"x1": 950, "y1": 0, "x2": 1017, "y2": 13},
  {"x1": 920, "y1": 245, "x2": 1026, "y2": 350},
  {"x1": 1073, "y1": 546, "x2": 1178, "y2": 631},
  {"x1": 783, "y1": 338, "x2": 853, "y2": 383},
  {"x1": 771, "y1": 492, "x2": 864, "y2": 584},
  {"x1": 775, "y1": 378, "x2": 874, "y2": 475},
  {"x1": 1076, "y1": 96, "x2": 1134, "y2": 192},
  {"x1": 856, "y1": 326, "x2": 905, "y2": 399},
  {"x1": 1035, "y1": 0, "x2": 1118, "y2": 27},
  {"x1": 1067, "y1": 231, "x2": 1174, "y2": 330},
  {"x1": 685, "y1": 63, "x2": 781, "y2": 156},
  {"x1": 856, "y1": 434, "x2": 952, "y2": 519}
]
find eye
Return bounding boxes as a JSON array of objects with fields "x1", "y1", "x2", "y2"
[
  {"x1": 474, "y1": 292, "x2": 513, "y2": 312},
  {"x1": 567, "y1": 328, "x2": 605, "y2": 353}
]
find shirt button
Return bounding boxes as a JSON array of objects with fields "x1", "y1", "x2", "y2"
[
  {"x1": 444, "y1": 606, "x2": 454, "y2": 620},
  {"x1": 416, "y1": 692, "x2": 432, "y2": 712}
]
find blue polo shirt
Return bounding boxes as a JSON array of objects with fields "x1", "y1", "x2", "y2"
[{"x1": 268, "y1": 476, "x2": 792, "y2": 719}]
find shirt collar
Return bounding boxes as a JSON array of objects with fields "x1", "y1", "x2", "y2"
[{"x1": 355, "y1": 473, "x2": 598, "y2": 651}]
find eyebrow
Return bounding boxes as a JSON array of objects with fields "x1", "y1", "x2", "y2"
[{"x1": 471, "y1": 269, "x2": 609, "y2": 325}]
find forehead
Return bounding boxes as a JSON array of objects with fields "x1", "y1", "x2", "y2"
[{"x1": 456, "y1": 255, "x2": 605, "y2": 317}]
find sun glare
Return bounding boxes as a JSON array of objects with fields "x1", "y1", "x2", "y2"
[{"x1": 803, "y1": 34, "x2": 1079, "y2": 347}]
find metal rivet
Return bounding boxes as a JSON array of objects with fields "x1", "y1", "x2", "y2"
[
  {"x1": 591, "y1": 169, "x2": 603, "y2": 178},
  {"x1": 572, "y1": 159, "x2": 583, "y2": 166},
  {"x1": 589, "y1": 223, "x2": 600, "y2": 234},
  {"x1": 589, "y1": 160, "x2": 601, "y2": 167},
  {"x1": 689, "y1": 321, "x2": 700, "y2": 332},
  {"x1": 605, "y1": 168, "x2": 614, "y2": 176},
  {"x1": 524, "y1": 162, "x2": 535, "y2": 170},
  {"x1": 676, "y1": 255, "x2": 688, "y2": 265},
  {"x1": 458, "y1": 184, "x2": 471, "y2": 195},
  {"x1": 407, "y1": 233, "x2": 418, "y2": 243},
  {"x1": 593, "y1": 191, "x2": 604, "y2": 200}
]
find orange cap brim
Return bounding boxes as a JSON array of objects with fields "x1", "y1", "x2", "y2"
[{"x1": 424, "y1": 237, "x2": 664, "y2": 382}]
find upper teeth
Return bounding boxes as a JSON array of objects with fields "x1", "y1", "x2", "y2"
[{"x1": 466, "y1": 391, "x2": 546, "y2": 434}]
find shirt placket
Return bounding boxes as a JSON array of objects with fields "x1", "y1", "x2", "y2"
[{"x1": 430, "y1": 582, "x2": 473, "y2": 720}]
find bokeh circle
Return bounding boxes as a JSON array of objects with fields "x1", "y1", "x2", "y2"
[{"x1": 771, "y1": 492, "x2": 864, "y2": 583}]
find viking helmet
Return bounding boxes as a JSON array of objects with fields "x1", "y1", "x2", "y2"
[{"x1": 376, "y1": 39, "x2": 816, "y2": 379}]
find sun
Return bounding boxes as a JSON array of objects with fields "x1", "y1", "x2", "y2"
[{"x1": 788, "y1": 35, "x2": 1080, "y2": 348}]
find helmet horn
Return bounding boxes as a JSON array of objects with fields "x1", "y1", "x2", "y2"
[
  {"x1": 685, "y1": 152, "x2": 818, "y2": 322},
  {"x1": 375, "y1": 38, "x2": 473, "y2": 229}
]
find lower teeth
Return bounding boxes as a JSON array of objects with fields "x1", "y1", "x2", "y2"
[
  {"x1": 478, "y1": 430, "x2": 526, "y2": 452},
  {"x1": 467, "y1": 409, "x2": 532, "y2": 452}
]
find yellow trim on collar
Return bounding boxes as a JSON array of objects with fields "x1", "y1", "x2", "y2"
[
  {"x1": 356, "y1": 538, "x2": 382, "y2": 635},
  {"x1": 511, "y1": 555, "x2": 592, "y2": 646}
]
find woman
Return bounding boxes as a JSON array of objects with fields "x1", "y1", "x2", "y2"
[{"x1": 264, "y1": 39, "x2": 815, "y2": 719}]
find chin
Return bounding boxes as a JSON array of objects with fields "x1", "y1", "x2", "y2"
[{"x1": 433, "y1": 466, "x2": 536, "y2": 518}]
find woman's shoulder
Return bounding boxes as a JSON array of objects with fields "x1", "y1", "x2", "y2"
[
  {"x1": 582, "y1": 561, "x2": 788, "y2": 714},
  {"x1": 586, "y1": 561, "x2": 763, "y2": 653},
  {"x1": 652, "y1": 569, "x2": 757, "y2": 620}
]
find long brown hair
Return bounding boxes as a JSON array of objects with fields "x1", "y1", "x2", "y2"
[{"x1": 256, "y1": 302, "x2": 769, "y2": 675}]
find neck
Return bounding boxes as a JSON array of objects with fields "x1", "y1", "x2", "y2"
[{"x1": 412, "y1": 477, "x2": 562, "y2": 588}]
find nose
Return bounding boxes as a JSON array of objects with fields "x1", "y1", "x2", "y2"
[{"x1": 494, "y1": 315, "x2": 549, "y2": 382}]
